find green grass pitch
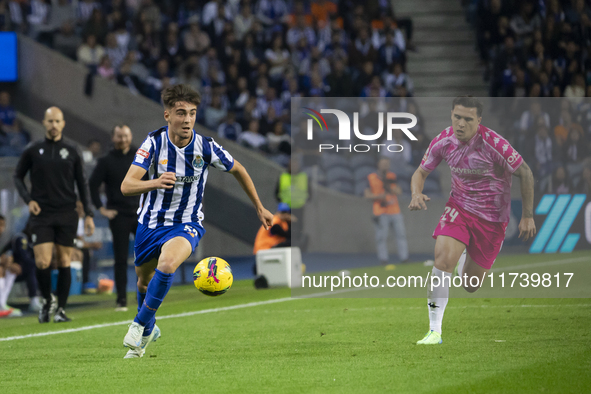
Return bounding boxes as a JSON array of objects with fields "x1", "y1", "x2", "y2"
[{"x1": 1, "y1": 252, "x2": 590, "y2": 394}]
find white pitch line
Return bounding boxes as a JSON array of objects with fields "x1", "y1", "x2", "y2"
[
  {"x1": 335, "y1": 304, "x2": 591, "y2": 312},
  {"x1": 491, "y1": 256, "x2": 589, "y2": 272},
  {"x1": 0, "y1": 288, "x2": 360, "y2": 342},
  {"x1": 0, "y1": 297, "x2": 291, "y2": 342},
  {"x1": 2, "y1": 256, "x2": 589, "y2": 343}
]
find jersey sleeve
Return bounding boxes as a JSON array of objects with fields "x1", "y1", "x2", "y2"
[
  {"x1": 484, "y1": 131, "x2": 523, "y2": 174},
  {"x1": 208, "y1": 138, "x2": 235, "y2": 171},
  {"x1": 132, "y1": 137, "x2": 155, "y2": 171},
  {"x1": 13, "y1": 145, "x2": 33, "y2": 204},
  {"x1": 419, "y1": 131, "x2": 447, "y2": 173}
]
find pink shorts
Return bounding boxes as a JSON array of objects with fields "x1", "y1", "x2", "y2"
[{"x1": 432, "y1": 199, "x2": 508, "y2": 270}]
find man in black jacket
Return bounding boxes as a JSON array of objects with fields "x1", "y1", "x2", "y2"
[
  {"x1": 89, "y1": 125, "x2": 139, "y2": 311},
  {"x1": 14, "y1": 106, "x2": 95, "y2": 323}
]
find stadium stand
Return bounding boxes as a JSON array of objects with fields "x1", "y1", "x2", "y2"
[
  {"x1": 463, "y1": 0, "x2": 591, "y2": 194},
  {"x1": 0, "y1": 0, "x2": 438, "y2": 195},
  {"x1": 468, "y1": 0, "x2": 590, "y2": 99}
]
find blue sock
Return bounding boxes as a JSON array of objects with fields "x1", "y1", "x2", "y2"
[
  {"x1": 143, "y1": 317, "x2": 155, "y2": 336},
  {"x1": 137, "y1": 290, "x2": 155, "y2": 335},
  {"x1": 137, "y1": 290, "x2": 146, "y2": 314},
  {"x1": 134, "y1": 269, "x2": 174, "y2": 327}
]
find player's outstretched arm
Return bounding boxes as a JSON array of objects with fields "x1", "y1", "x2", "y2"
[
  {"x1": 408, "y1": 167, "x2": 431, "y2": 211},
  {"x1": 121, "y1": 165, "x2": 176, "y2": 196},
  {"x1": 512, "y1": 161, "x2": 537, "y2": 241},
  {"x1": 228, "y1": 160, "x2": 273, "y2": 230}
]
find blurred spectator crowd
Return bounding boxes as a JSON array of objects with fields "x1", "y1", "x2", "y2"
[
  {"x1": 502, "y1": 97, "x2": 591, "y2": 195},
  {"x1": 467, "y1": 0, "x2": 591, "y2": 99},
  {"x1": 0, "y1": 0, "x2": 415, "y2": 169},
  {"x1": 9, "y1": 0, "x2": 588, "y2": 198},
  {"x1": 466, "y1": 0, "x2": 591, "y2": 195},
  {"x1": 0, "y1": 91, "x2": 30, "y2": 157}
]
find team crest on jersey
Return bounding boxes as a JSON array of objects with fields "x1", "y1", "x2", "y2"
[
  {"x1": 39, "y1": 148, "x2": 44, "y2": 155},
  {"x1": 60, "y1": 148, "x2": 69, "y2": 159},
  {"x1": 193, "y1": 156, "x2": 204, "y2": 169}
]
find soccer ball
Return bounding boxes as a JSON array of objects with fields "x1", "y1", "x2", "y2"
[{"x1": 193, "y1": 257, "x2": 233, "y2": 296}]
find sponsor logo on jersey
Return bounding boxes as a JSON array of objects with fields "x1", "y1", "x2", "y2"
[
  {"x1": 176, "y1": 175, "x2": 200, "y2": 183},
  {"x1": 137, "y1": 148, "x2": 150, "y2": 159},
  {"x1": 159, "y1": 159, "x2": 168, "y2": 165},
  {"x1": 450, "y1": 166, "x2": 487, "y2": 175},
  {"x1": 507, "y1": 149, "x2": 520, "y2": 165}
]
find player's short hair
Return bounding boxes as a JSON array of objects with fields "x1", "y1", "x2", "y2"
[
  {"x1": 161, "y1": 84, "x2": 201, "y2": 109},
  {"x1": 452, "y1": 96, "x2": 483, "y2": 117}
]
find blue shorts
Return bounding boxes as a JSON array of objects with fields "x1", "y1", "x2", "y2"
[{"x1": 134, "y1": 223, "x2": 205, "y2": 267}]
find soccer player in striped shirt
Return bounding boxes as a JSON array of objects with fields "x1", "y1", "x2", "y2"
[
  {"x1": 409, "y1": 96, "x2": 536, "y2": 345},
  {"x1": 120, "y1": 84, "x2": 273, "y2": 358}
]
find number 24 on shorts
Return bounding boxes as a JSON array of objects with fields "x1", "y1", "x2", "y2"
[{"x1": 442, "y1": 207, "x2": 459, "y2": 222}]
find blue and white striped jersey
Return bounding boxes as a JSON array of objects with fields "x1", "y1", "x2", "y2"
[{"x1": 132, "y1": 127, "x2": 234, "y2": 229}]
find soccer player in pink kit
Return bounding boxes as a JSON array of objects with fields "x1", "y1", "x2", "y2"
[{"x1": 409, "y1": 97, "x2": 536, "y2": 344}]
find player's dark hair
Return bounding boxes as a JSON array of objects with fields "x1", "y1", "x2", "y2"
[
  {"x1": 161, "y1": 84, "x2": 201, "y2": 109},
  {"x1": 452, "y1": 96, "x2": 483, "y2": 117},
  {"x1": 0, "y1": 214, "x2": 5, "y2": 221}
]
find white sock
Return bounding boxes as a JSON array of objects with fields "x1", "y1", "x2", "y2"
[
  {"x1": 1, "y1": 271, "x2": 16, "y2": 308},
  {"x1": 427, "y1": 267, "x2": 451, "y2": 335},
  {"x1": 0, "y1": 277, "x2": 6, "y2": 309},
  {"x1": 457, "y1": 250, "x2": 466, "y2": 277}
]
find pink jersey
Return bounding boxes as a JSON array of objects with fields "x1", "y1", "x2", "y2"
[{"x1": 420, "y1": 124, "x2": 523, "y2": 223}]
